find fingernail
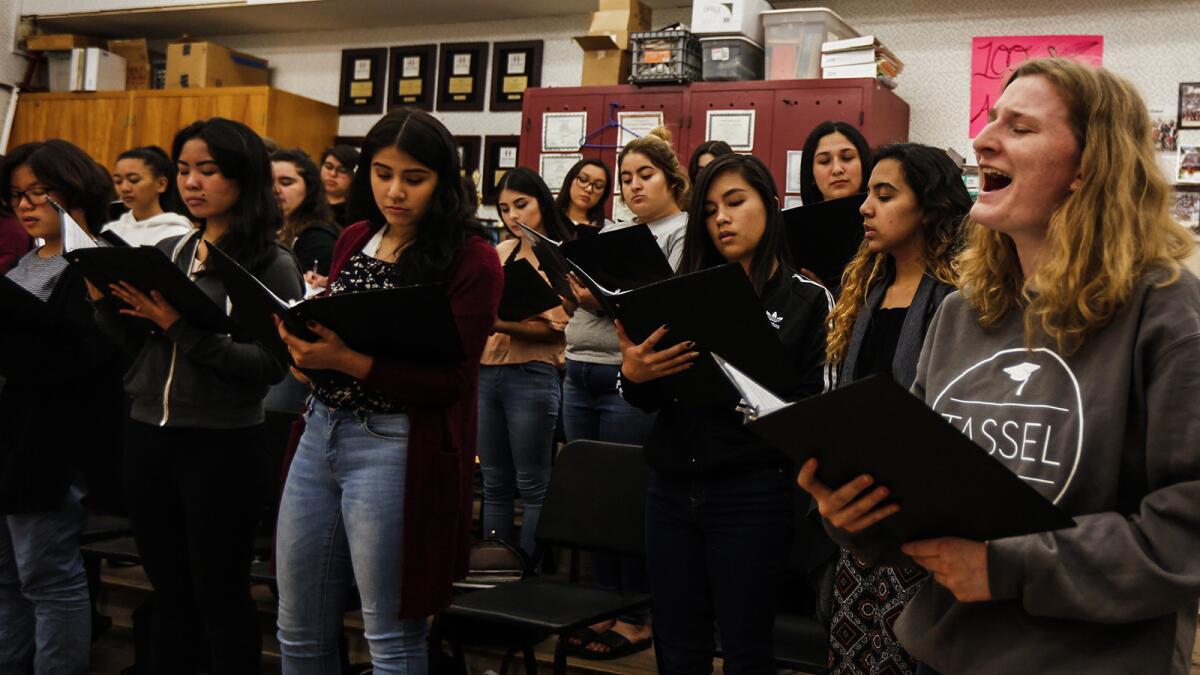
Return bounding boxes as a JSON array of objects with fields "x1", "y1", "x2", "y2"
[
  {"x1": 306, "y1": 321, "x2": 316, "y2": 328},
  {"x1": 686, "y1": 341, "x2": 696, "y2": 348}
]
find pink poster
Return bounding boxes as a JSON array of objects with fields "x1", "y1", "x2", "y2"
[{"x1": 970, "y1": 35, "x2": 1103, "y2": 137}]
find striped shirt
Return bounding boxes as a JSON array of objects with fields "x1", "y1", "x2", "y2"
[{"x1": 5, "y1": 248, "x2": 67, "y2": 301}]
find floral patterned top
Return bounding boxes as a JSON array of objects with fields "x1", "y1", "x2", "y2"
[{"x1": 311, "y1": 229, "x2": 407, "y2": 414}]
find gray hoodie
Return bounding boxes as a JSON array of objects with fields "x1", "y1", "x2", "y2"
[
  {"x1": 835, "y1": 267, "x2": 1200, "y2": 674},
  {"x1": 94, "y1": 231, "x2": 303, "y2": 428}
]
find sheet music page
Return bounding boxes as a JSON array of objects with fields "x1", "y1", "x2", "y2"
[{"x1": 711, "y1": 353, "x2": 788, "y2": 418}]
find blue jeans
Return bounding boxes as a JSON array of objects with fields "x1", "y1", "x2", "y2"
[
  {"x1": 646, "y1": 469, "x2": 794, "y2": 674},
  {"x1": 0, "y1": 485, "x2": 89, "y2": 675},
  {"x1": 562, "y1": 360, "x2": 656, "y2": 446},
  {"x1": 275, "y1": 400, "x2": 428, "y2": 674},
  {"x1": 563, "y1": 359, "x2": 655, "y2": 621},
  {"x1": 477, "y1": 361, "x2": 561, "y2": 557}
]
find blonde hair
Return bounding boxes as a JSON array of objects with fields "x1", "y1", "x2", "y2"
[
  {"x1": 826, "y1": 143, "x2": 972, "y2": 364},
  {"x1": 618, "y1": 127, "x2": 690, "y2": 210},
  {"x1": 958, "y1": 58, "x2": 1194, "y2": 355}
]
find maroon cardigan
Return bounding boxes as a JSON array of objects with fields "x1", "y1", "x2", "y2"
[{"x1": 327, "y1": 221, "x2": 502, "y2": 618}]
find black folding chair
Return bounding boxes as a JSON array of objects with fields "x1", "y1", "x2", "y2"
[{"x1": 437, "y1": 440, "x2": 651, "y2": 675}]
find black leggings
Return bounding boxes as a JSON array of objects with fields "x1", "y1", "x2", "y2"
[{"x1": 123, "y1": 420, "x2": 265, "y2": 675}]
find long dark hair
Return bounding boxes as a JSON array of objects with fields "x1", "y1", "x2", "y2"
[
  {"x1": 349, "y1": 108, "x2": 486, "y2": 284},
  {"x1": 687, "y1": 140, "x2": 734, "y2": 184},
  {"x1": 826, "y1": 143, "x2": 971, "y2": 363},
  {"x1": 172, "y1": 117, "x2": 280, "y2": 272},
  {"x1": 554, "y1": 157, "x2": 612, "y2": 227},
  {"x1": 271, "y1": 148, "x2": 336, "y2": 245},
  {"x1": 799, "y1": 121, "x2": 873, "y2": 205},
  {"x1": 497, "y1": 167, "x2": 572, "y2": 243},
  {"x1": 679, "y1": 153, "x2": 793, "y2": 295},
  {"x1": 1, "y1": 139, "x2": 114, "y2": 233},
  {"x1": 116, "y1": 145, "x2": 185, "y2": 216}
]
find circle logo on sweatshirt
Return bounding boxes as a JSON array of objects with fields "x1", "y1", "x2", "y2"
[{"x1": 931, "y1": 347, "x2": 1084, "y2": 504}]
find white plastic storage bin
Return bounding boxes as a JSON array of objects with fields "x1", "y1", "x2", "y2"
[
  {"x1": 762, "y1": 7, "x2": 858, "y2": 80},
  {"x1": 691, "y1": 0, "x2": 774, "y2": 44},
  {"x1": 700, "y1": 36, "x2": 764, "y2": 82}
]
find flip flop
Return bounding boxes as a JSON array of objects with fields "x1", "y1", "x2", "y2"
[
  {"x1": 580, "y1": 629, "x2": 653, "y2": 660},
  {"x1": 564, "y1": 626, "x2": 601, "y2": 655}
]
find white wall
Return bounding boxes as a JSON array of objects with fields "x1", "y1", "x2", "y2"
[
  {"x1": 219, "y1": 8, "x2": 691, "y2": 139},
  {"x1": 217, "y1": 0, "x2": 1199, "y2": 162},
  {"x1": 774, "y1": 0, "x2": 1200, "y2": 159}
]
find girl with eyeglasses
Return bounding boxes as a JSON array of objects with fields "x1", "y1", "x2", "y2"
[
  {"x1": 320, "y1": 144, "x2": 360, "y2": 229},
  {"x1": 555, "y1": 157, "x2": 613, "y2": 239},
  {"x1": 0, "y1": 139, "x2": 124, "y2": 674}
]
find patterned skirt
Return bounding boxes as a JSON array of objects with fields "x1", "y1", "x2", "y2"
[{"x1": 828, "y1": 548, "x2": 929, "y2": 674}]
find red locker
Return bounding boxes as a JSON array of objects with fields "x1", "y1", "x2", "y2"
[{"x1": 520, "y1": 79, "x2": 908, "y2": 217}]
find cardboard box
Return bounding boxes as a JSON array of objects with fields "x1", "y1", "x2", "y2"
[
  {"x1": 691, "y1": 0, "x2": 774, "y2": 44},
  {"x1": 27, "y1": 34, "x2": 104, "y2": 52},
  {"x1": 165, "y1": 40, "x2": 269, "y2": 88},
  {"x1": 574, "y1": 0, "x2": 651, "y2": 85},
  {"x1": 48, "y1": 48, "x2": 126, "y2": 91},
  {"x1": 107, "y1": 39, "x2": 155, "y2": 90},
  {"x1": 580, "y1": 49, "x2": 633, "y2": 87}
]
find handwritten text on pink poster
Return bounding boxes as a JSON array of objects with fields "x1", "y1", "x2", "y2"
[{"x1": 970, "y1": 35, "x2": 1103, "y2": 137}]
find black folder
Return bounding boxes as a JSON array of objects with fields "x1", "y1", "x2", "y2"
[
  {"x1": 205, "y1": 244, "x2": 464, "y2": 385},
  {"x1": 498, "y1": 258, "x2": 562, "y2": 322},
  {"x1": 65, "y1": 246, "x2": 236, "y2": 335},
  {"x1": 518, "y1": 224, "x2": 575, "y2": 301},
  {"x1": 0, "y1": 276, "x2": 58, "y2": 328},
  {"x1": 783, "y1": 192, "x2": 866, "y2": 290},
  {"x1": 520, "y1": 222, "x2": 674, "y2": 310},
  {"x1": 609, "y1": 263, "x2": 791, "y2": 406},
  {"x1": 719, "y1": 363, "x2": 1076, "y2": 542}
]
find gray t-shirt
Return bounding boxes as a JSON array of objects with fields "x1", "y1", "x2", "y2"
[
  {"x1": 564, "y1": 211, "x2": 689, "y2": 365},
  {"x1": 6, "y1": 247, "x2": 67, "y2": 301}
]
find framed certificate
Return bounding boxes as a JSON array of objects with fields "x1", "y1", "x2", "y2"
[
  {"x1": 482, "y1": 135, "x2": 521, "y2": 203},
  {"x1": 339, "y1": 48, "x2": 387, "y2": 115},
  {"x1": 437, "y1": 42, "x2": 488, "y2": 112},
  {"x1": 490, "y1": 40, "x2": 543, "y2": 112},
  {"x1": 388, "y1": 44, "x2": 437, "y2": 111}
]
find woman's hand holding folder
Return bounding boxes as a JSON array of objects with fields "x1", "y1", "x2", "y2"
[
  {"x1": 109, "y1": 281, "x2": 180, "y2": 331},
  {"x1": 274, "y1": 315, "x2": 373, "y2": 380},
  {"x1": 615, "y1": 321, "x2": 699, "y2": 384},
  {"x1": 798, "y1": 457, "x2": 991, "y2": 602}
]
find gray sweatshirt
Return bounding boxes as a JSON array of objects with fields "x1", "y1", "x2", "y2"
[
  {"x1": 94, "y1": 231, "x2": 304, "y2": 428},
  {"x1": 836, "y1": 267, "x2": 1200, "y2": 674},
  {"x1": 564, "y1": 211, "x2": 688, "y2": 365}
]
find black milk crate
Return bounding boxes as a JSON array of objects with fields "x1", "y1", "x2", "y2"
[{"x1": 630, "y1": 29, "x2": 702, "y2": 84}]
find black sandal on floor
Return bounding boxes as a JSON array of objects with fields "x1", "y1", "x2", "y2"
[{"x1": 580, "y1": 629, "x2": 653, "y2": 660}]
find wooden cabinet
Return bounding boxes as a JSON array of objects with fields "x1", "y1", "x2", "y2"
[
  {"x1": 520, "y1": 79, "x2": 910, "y2": 214},
  {"x1": 10, "y1": 92, "x2": 133, "y2": 170},
  {"x1": 10, "y1": 87, "x2": 339, "y2": 169}
]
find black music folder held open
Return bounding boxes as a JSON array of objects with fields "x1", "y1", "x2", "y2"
[
  {"x1": 608, "y1": 263, "x2": 791, "y2": 406},
  {"x1": 520, "y1": 222, "x2": 674, "y2": 309},
  {"x1": 783, "y1": 192, "x2": 866, "y2": 290},
  {"x1": 713, "y1": 357, "x2": 1076, "y2": 542},
  {"x1": 206, "y1": 244, "x2": 463, "y2": 384},
  {"x1": 498, "y1": 258, "x2": 562, "y2": 322},
  {"x1": 65, "y1": 246, "x2": 236, "y2": 335},
  {"x1": 518, "y1": 224, "x2": 575, "y2": 301}
]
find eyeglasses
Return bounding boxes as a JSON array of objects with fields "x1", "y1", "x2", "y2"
[
  {"x1": 574, "y1": 174, "x2": 606, "y2": 193},
  {"x1": 322, "y1": 162, "x2": 354, "y2": 176},
  {"x1": 6, "y1": 186, "x2": 51, "y2": 208}
]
